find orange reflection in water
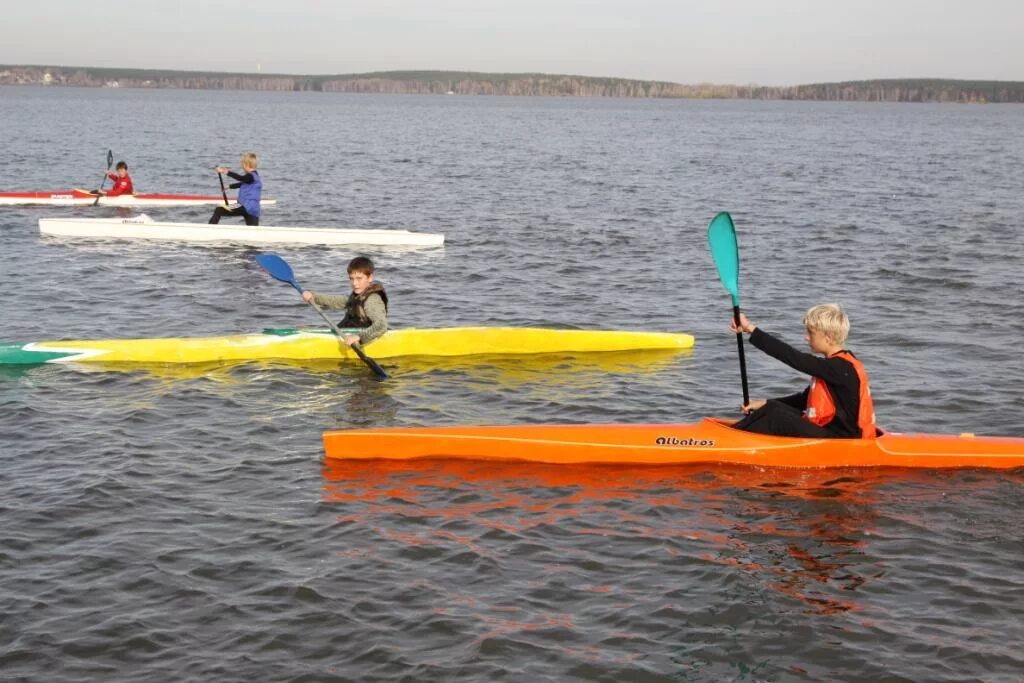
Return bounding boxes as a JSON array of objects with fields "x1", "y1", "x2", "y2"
[{"x1": 323, "y1": 458, "x2": 927, "y2": 616}]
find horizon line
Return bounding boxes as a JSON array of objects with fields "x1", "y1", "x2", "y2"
[{"x1": 2, "y1": 64, "x2": 1022, "y2": 89}]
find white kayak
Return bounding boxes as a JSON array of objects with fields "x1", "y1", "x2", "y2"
[
  {"x1": 0, "y1": 189, "x2": 277, "y2": 207},
  {"x1": 38, "y1": 216, "x2": 445, "y2": 247}
]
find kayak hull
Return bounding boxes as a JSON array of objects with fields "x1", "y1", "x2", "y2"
[
  {"x1": 321, "y1": 418, "x2": 1024, "y2": 470},
  {"x1": 0, "y1": 327, "x2": 694, "y2": 365},
  {"x1": 0, "y1": 190, "x2": 277, "y2": 207},
  {"x1": 38, "y1": 217, "x2": 444, "y2": 247}
]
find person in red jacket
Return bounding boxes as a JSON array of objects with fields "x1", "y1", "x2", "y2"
[
  {"x1": 729, "y1": 303, "x2": 876, "y2": 439},
  {"x1": 96, "y1": 161, "x2": 134, "y2": 197}
]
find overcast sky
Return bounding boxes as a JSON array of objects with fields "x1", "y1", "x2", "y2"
[{"x1": 1, "y1": 0, "x2": 1020, "y2": 86}]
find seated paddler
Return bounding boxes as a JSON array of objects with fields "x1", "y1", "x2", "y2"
[
  {"x1": 301, "y1": 256, "x2": 388, "y2": 347},
  {"x1": 729, "y1": 303, "x2": 876, "y2": 439}
]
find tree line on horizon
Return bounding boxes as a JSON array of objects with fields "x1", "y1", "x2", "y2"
[{"x1": 2, "y1": 65, "x2": 1022, "y2": 103}]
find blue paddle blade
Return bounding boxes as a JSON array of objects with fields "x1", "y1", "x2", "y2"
[
  {"x1": 707, "y1": 212, "x2": 740, "y2": 307},
  {"x1": 255, "y1": 253, "x2": 301, "y2": 292}
]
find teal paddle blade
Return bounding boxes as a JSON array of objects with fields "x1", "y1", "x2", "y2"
[
  {"x1": 707, "y1": 211, "x2": 740, "y2": 307},
  {"x1": 708, "y1": 211, "x2": 750, "y2": 404}
]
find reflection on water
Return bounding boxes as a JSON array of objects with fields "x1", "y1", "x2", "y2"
[
  {"x1": 384, "y1": 347, "x2": 691, "y2": 383},
  {"x1": 1, "y1": 349, "x2": 695, "y2": 439},
  {"x1": 343, "y1": 375, "x2": 402, "y2": 426},
  {"x1": 322, "y1": 459, "x2": 893, "y2": 618},
  {"x1": 1, "y1": 347, "x2": 690, "y2": 383}
]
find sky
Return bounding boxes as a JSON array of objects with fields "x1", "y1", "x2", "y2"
[{"x1": 1, "y1": 0, "x2": 1021, "y2": 86}]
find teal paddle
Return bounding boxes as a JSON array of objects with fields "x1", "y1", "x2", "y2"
[
  {"x1": 707, "y1": 211, "x2": 749, "y2": 406},
  {"x1": 92, "y1": 149, "x2": 114, "y2": 206},
  {"x1": 255, "y1": 253, "x2": 389, "y2": 380}
]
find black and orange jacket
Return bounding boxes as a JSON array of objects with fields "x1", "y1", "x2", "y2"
[{"x1": 749, "y1": 328, "x2": 876, "y2": 438}]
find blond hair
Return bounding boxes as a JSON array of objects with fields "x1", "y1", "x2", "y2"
[
  {"x1": 241, "y1": 152, "x2": 259, "y2": 170},
  {"x1": 803, "y1": 303, "x2": 849, "y2": 345}
]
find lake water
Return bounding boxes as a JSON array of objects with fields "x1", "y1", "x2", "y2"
[{"x1": 1, "y1": 86, "x2": 1023, "y2": 681}]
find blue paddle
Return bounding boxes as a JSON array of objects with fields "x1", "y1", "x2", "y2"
[
  {"x1": 707, "y1": 211, "x2": 749, "y2": 406},
  {"x1": 92, "y1": 149, "x2": 114, "y2": 206},
  {"x1": 255, "y1": 253, "x2": 389, "y2": 380}
]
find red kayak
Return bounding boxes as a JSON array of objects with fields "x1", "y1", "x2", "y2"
[{"x1": 0, "y1": 189, "x2": 277, "y2": 207}]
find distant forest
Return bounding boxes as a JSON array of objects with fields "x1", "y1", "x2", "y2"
[{"x1": 2, "y1": 65, "x2": 1022, "y2": 103}]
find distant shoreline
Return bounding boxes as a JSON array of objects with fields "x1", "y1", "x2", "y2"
[{"x1": 2, "y1": 65, "x2": 1023, "y2": 103}]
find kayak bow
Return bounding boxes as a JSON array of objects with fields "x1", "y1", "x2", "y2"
[{"x1": 321, "y1": 418, "x2": 1024, "y2": 470}]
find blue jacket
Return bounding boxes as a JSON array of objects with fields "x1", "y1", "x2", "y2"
[{"x1": 228, "y1": 170, "x2": 262, "y2": 216}]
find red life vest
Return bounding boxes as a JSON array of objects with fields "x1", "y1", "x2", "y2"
[{"x1": 804, "y1": 350, "x2": 876, "y2": 439}]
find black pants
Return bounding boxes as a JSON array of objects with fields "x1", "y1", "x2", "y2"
[
  {"x1": 733, "y1": 400, "x2": 838, "y2": 438},
  {"x1": 209, "y1": 205, "x2": 259, "y2": 226}
]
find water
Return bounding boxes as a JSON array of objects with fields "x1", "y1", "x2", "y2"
[{"x1": 1, "y1": 86, "x2": 1023, "y2": 681}]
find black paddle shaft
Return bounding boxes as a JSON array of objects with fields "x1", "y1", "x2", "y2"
[
  {"x1": 217, "y1": 171, "x2": 229, "y2": 206},
  {"x1": 307, "y1": 299, "x2": 389, "y2": 380},
  {"x1": 733, "y1": 305, "x2": 750, "y2": 406},
  {"x1": 93, "y1": 149, "x2": 114, "y2": 206}
]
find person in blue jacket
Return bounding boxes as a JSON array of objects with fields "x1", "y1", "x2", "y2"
[{"x1": 209, "y1": 152, "x2": 262, "y2": 226}]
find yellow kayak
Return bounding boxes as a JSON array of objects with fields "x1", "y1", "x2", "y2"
[{"x1": 0, "y1": 327, "x2": 694, "y2": 365}]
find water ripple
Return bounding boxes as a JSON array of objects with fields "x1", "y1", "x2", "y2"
[{"x1": 1, "y1": 90, "x2": 1023, "y2": 681}]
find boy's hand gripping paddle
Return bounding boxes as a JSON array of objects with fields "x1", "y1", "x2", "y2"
[
  {"x1": 255, "y1": 253, "x2": 389, "y2": 380},
  {"x1": 707, "y1": 211, "x2": 750, "y2": 406}
]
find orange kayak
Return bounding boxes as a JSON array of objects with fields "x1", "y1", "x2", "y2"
[{"x1": 322, "y1": 418, "x2": 1024, "y2": 469}]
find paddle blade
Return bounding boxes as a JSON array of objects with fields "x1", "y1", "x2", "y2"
[
  {"x1": 707, "y1": 211, "x2": 740, "y2": 307},
  {"x1": 255, "y1": 253, "x2": 301, "y2": 291},
  {"x1": 352, "y1": 342, "x2": 390, "y2": 380}
]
